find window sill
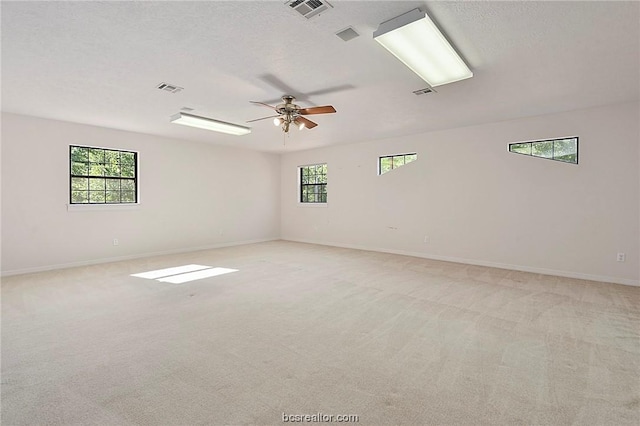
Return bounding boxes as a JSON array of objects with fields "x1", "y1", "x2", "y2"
[
  {"x1": 67, "y1": 203, "x2": 141, "y2": 212},
  {"x1": 297, "y1": 202, "x2": 328, "y2": 208}
]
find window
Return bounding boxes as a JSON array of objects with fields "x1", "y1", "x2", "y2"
[
  {"x1": 300, "y1": 164, "x2": 327, "y2": 203},
  {"x1": 509, "y1": 137, "x2": 578, "y2": 164},
  {"x1": 379, "y1": 153, "x2": 417, "y2": 175},
  {"x1": 70, "y1": 145, "x2": 137, "y2": 204}
]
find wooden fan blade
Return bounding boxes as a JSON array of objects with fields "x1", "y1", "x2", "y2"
[
  {"x1": 294, "y1": 116, "x2": 318, "y2": 129},
  {"x1": 249, "y1": 101, "x2": 277, "y2": 110},
  {"x1": 247, "y1": 114, "x2": 280, "y2": 123},
  {"x1": 298, "y1": 105, "x2": 336, "y2": 115}
]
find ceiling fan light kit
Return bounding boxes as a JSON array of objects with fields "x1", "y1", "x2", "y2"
[
  {"x1": 374, "y1": 8, "x2": 472, "y2": 87},
  {"x1": 248, "y1": 95, "x2": 336, "y2": 134},
  {"x1": 170, "y1": 112, "x2": 251, "y2": 136}
]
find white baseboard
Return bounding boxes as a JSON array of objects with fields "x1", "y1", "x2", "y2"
[
  {"x1": 4, "y1": 237, "x2": 638, "y2": 287},
  {"x1": 281, "y1": 237, "x2": 640, "y2": 287},
  {"x1": 1, "y1": 238, "x2": 278, "y2": 277}
]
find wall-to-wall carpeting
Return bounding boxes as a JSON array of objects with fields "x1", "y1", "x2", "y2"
[{"x1": 2, "y1": 241, "x2": 638, "y2": 424}]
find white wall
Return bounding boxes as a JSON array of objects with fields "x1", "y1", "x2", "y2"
[
  {"x1": 3, "y1": 103, "x2": 638, "y2": 285},
  {"x1": 280, "y1": 102, "x2": 640, "y2": 286},
  {"x1": 1, "y1": 113, "x2": 280, "y2": 275}
]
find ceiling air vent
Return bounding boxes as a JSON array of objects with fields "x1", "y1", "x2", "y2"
[
  {"x1": 413, "y1": 87, "x2": 436, "y2": 96},
  {"x1": 336, "y1": 27, "x2": 359, "y2": 42},
  {"x1": 156, "y1": 82, "x2": 184, "y2": 94},
  {"x1": 286, "y1": 0, "x2": 332, "y2": 19}
]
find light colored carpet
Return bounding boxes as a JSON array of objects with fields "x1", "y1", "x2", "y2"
[{"x1": 2, "y1": 241, "x2": 639, "y2": 425}]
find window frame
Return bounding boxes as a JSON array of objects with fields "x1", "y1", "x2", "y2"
[
  {"x1": 508, "y1": 137, "x2": 579, "y2": 164},
  {"x1": 69, "y1": 145, "x2": 139, "y2": 205},
  {"x1": 298, "y1": 163, "x2": 327, "y2": 204},
  {"x1": 378, "y1": 152, "x2": 417, "y2": 175}
]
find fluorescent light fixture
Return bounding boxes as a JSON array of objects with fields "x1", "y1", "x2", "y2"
[
  {"x1": 374, "y1": 8, "x2": 472, "y2": 87},
  {"x1": 170, "y1": 112, "x2": 251, "y2": 136}
]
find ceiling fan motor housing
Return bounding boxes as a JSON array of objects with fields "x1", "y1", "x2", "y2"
[
  {"x1": 277, "y1": 96, "x2": 299, "y2": 115},
  {"x1": 248, "y1": 94, "x2": 334, "y2": 132},
  {"x1": 276, "y1": 95, "x2": 301, "y2": 123}
]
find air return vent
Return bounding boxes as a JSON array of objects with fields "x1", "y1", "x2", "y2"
[
  {"x1": 286, "y1": 0, "x2": 332, "y2": 19},
  {"x1": 156, "y1": 82, "x2": 183, "y2": 93},
  {"x1": 413, "y1": 87, "x2": 436, "y2": 95},
  {"x1": 336, "y1": 27, "x2": 359, "y2": 42}
]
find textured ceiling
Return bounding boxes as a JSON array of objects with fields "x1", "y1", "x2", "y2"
[{"x1": 2, "y1": 1, "x2": 639, "y2": 152}]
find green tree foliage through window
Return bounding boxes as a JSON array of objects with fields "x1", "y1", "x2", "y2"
[
  {"x1": 509, "y1": 137, "x2": 578, "y2": 164},
  {"x1": 70, "y1": 145, "x2": 137, "y2": 204},
  {"x1": 379, "y1": 153, "x2": 417, "y2": 175},
  {"x1": 300, "y1": 164, "x2": 327, "y2": 203}
]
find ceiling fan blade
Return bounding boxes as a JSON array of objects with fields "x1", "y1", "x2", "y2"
[
  {"x1": 258, "y1": 74, "x2": 356, "y2": 103},
  {"x1": 247, "y1": 114, "x2": 280, "y2": 123},
  {"x1": 298, "y1": 105, "x2": 336, "y2": 115},
  {"x1": 294, "y1": 116, "x2": 318, "y2": 129},
  {"x1": 249, "y1": 101, "x2": 277, "y2": 110},
  {"x1": 258, "y1": 74, "x2": 300, "y2": 103},
  {"x1": 305, "y1": 84, "x2": 355, "y2": 98}
]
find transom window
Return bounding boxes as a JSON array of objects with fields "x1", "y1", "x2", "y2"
[
  {"x1": 300, "y1": 164, "x2": 327, "y2": 203},
  {"x1": 70, "y1": 145, "x2": 138, "y2": 204},
  {"x1": 379, "y1": 153, "x2": 417, "y2": 175},
  {"x1": 509, "y1": 137, "x2": 578, "y2": 164}
]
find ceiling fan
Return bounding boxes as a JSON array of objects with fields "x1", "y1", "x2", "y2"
[{"x1": 248, "y1": 95, "x2": 336, "y2": 133}]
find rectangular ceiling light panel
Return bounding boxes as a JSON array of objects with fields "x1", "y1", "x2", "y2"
[
  {"x1": 374, "y1": 9, "x2": 472, "y2": 87},
  {"x1": 170, "y1": 112, "x2": 251, "y2": 136}
]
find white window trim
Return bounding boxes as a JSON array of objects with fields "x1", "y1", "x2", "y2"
[
  {"x1": 297, "y1": 163, "x2": 328, "y2": 206},
  {"x1": 378, "y1": 152, "x2": 418, "y2": 175},
  {"x1": 68, "y1": 145, "x2": 141, "y2": 210},
  {"x1": 67, "y1": 203, "x2": 141, "y2": 212},
  {"x1": 297, "y1": 201, "x2": 328, "y2": 208}
]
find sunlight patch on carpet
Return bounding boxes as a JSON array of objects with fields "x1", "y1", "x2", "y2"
[
  {"x1": 157, "y1": 267, "x2": 238, "y2": 283},
  {"x1": 131, "y1": 264, "x2": 238, "y2": 283}
]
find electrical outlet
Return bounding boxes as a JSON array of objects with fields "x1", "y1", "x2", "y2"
[
  {"x1": 113, "y1": 238, "x2": 119, "y2": 246},
  {"x1": 617, "y1": 253, "x2": 625, "y2": 262},
  {"x1": 423, "y1": 235, "x2": 429, "y2": 244}
]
